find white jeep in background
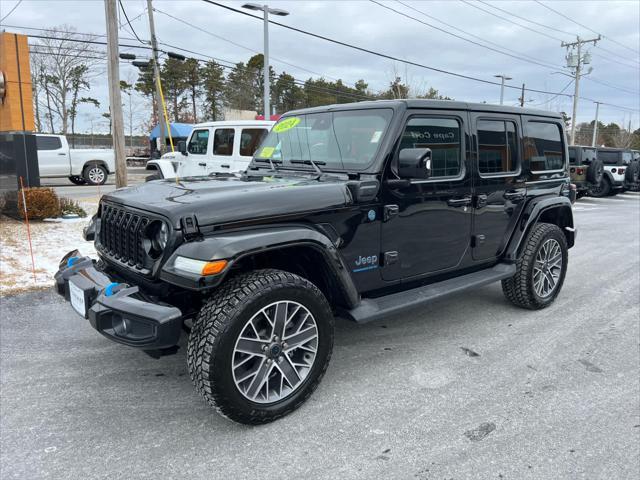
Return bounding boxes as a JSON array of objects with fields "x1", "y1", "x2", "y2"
[
  {"x1": 145, "y1": 120, "x2": 274, "y2": 179},
  {"x1": 35, "y1": 134, "x2": 115, "y2": 186}
]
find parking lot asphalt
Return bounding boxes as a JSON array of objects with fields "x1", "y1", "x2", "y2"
[
  {"x1": 1, "y1": 192, "x2": 639, "y2": 480},
  {"x1": 40, "y1": 167, "x2": 147, "y2": 201}
]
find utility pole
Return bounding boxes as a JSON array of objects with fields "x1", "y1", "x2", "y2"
[
  {"x1": 104, "y1": 0, "x2": 128, "y2": 188},
  {"x1": 519, "y1": 83, "x2": 525, "y2": 107},
  {"x1": 494, "y1": 74, "x2": 512, "y2": 105},
  {"x1": 591, "y1": 101, "x2": 600, "y2": 147},
  {"x1": 562, "y1": 35, "x2": 600, "y2": 145},
  {"x1": 147, "y1": 0, "x2": 165, "y2": 156}
]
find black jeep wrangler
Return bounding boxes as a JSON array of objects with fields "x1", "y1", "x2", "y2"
[{"x1": 55, "y1": 100, "x2": 576, "y2": 424}]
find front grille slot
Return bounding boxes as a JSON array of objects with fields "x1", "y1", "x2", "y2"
[{"x1": 99, "y1": 204, "x2": 151, "y2": 269}]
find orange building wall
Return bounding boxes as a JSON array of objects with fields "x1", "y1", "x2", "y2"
[{"x1": 0, "y1": 32, "x2": 35, "y2": 132}]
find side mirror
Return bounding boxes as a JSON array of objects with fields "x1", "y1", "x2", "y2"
[
  {"x1": 178, "y1": 140, "x2": 187, "y2": 155},
  {"x1": 398, "y1": 148, "x2": 432, "y2": 179}
]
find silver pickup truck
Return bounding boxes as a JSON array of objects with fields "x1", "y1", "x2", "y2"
[{"x1": 35, "y1": 134, "x2": 115, "y2": 186}]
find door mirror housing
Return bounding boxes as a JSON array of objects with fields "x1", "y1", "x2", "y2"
[
  {"x1": 398, "y1": 148, "x2": 432, "y2": 179},
  {"x1": 178, "y1": 140, "x2": 187, "y2": 155}
]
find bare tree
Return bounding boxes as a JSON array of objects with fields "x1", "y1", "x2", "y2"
[{"x1": 29, "y1": 25, "x2": 102, "y2": 133}]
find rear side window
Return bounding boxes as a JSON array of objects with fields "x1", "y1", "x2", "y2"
[
  {"x1": 524, "y1": 121, "x2": 565, "y2": 172},
  {"x1": 239, "y1": 128, "x2": 268, "y2": 157},
  {"x1": 399, "y1": 117, "x2": 462, "y2": 178},
  {"x1": 598, "y1": 150, "x2": 620, "y2": 164},
  {"x1": 477, "y1": 120, "x2": 518, "y2": 174},
  {"x1": 213, "y1": 128, "x2": 235, "y2": 156},
  {"x1": 568, "y1": 148, "x2": 577, "y2": 165},
  {"x1": 187, "y1": 129, "x2": 209, "y2": 155},
  {"x1": 36, "y1": 136, "x2": 62, "y2": 150}
]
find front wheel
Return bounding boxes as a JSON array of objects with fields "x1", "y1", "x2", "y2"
[
  {"x1": 502, "y1": 223, "x2": 568, "y2": 310},
  {"x1": 188, "y1": 269, "x2": 334, "y2": 424}
]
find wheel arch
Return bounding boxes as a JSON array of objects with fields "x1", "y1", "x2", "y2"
[
  {"x1": 83, "y1": 160, "x2": 110, "y2": 174},
  {"x1": 160, "y1": 226, "x2": 360, "y2": 310},
  {"x1": 504, "y1": 197, "x2": 575, "y2": 261}
]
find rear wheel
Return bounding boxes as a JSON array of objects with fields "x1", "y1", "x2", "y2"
[
  {"x1": 188, "y1": 269, "x2": 334, "y2": 424},
  {"x1": 502, "y1": 223, "x2": 568, "y2": 310},
  {"x1": 588, "y1": 176, "x2": 611, "y2": 197},
  {"x1": 83, "y1": 164, "x2": 108, "y2": 186}
]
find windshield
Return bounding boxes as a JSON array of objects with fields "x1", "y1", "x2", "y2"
[{"x1": 254, "y1": 108, "x2": 393, "y2": 171}]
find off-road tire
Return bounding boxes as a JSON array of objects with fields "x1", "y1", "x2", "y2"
[
  {"x1": 187, "y1": 269, "x2": 334, "y2": 425},
  {"x1": 68, "y1": 175, "x2": 86, "y2": 185},
  {"x1": 586, "y1": 158, "x2": 604, "y2": 184},
  {"x1": 502, "y1": 223, "x2": 568, "y2": 310},
  {"x1": 83, "y1": 164, "x2": 108, "y2": 186},
  {"x1": 588, "y1": 176, "x2": 611, "y2": 197}
]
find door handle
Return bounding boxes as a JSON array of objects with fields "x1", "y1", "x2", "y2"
[
  {"x1": 57, "y1": 153, "x2": 67, "y2": 156},
  {"x1": 198, "y1": 162, "x2": 207, "y2": 167},
  {"x1": 221, "y1": 164, "x2": 230, "y2": 168},
  {"x1": 447, "y1": 196, "x2": 472, "y2": 207},
  {"x1": 504, "y1": 190, "x2": 525, "y2": 202}
]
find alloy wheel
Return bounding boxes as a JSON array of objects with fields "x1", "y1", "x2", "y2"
[
  {"x1": 88, "y1": 167, "x2": 105, "y2": 184},
  {"x1": 533, "y1": 238, "x2": 563, "y2": 298},
  {"x1": 232, "y1": 301, "x2": 319, "y2": 404}
]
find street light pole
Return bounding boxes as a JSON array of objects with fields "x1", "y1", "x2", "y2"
[
  {"x1": 591, "y1": 101, "x2": 600, "y2": 147},
  {"x1": 494, "y1": 74, "x2": 512, "y2": 105},
  {"x1": 242, "y1": 3, "x2": 290, "y2": 119},
  {"x1": 263, "y1": 6, "x2": 270, "y2": 120}
]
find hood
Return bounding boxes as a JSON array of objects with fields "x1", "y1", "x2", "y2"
[{"x1": 102, "y1": 174, "x2": 353, "y2": 228}]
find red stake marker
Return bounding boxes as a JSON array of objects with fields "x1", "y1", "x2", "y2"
[{"x1": 19, "y1": 176, "x2": 37, "y2": 283}]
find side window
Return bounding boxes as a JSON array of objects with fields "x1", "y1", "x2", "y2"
[
  {"x1": 36, "y1": 136, "x2": 62, "y2": 150},
  {"x1": 187, "y1": 129, "x2": 209, "y2": 155},
  {"x1": 524, "y1": 121, "x2": 565, "y2": 172},
  {"x1": 213, "y1": 128, "x2": 235, "y2": 156},
  {"x1": 568, "y1": 148, "x2": 577, "y2": 165},
  {"x1": 477, "y1": 120, "x2": 518, "y2": 174},
  {"x1": 399, "y1": 117, "x2": 462, "y2": 178},
  {"x1": 240, "y1": 128, "x2": 268, "y2": 157}
]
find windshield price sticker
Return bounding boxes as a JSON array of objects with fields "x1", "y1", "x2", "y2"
[
  {"x1": 273, "y1": 117, "x2": 301, "y2": 133},
  {"x1": 258, "y1": 146, "x2": 275, "y2": 158}
]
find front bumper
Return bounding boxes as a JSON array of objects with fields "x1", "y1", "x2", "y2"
[{"x1": 54, "y1": 251, "x2": 183, "y2": 349}]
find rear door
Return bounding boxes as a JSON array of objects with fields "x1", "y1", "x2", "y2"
[
  {"x1": 206, "y1": 127, "x2": 235, "y2": 174},
  {"x1": 470, "y1": 112, "x2": 526, "y2": 261},
  {"x1": 36, "y1": 135, "x2": 68, "y2": 176},
  {"x1": 235, "y1": 127, "x2": 269, "y2": 171}
]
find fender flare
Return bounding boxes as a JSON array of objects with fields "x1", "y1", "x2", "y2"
[
  {"x1": 146, "y1": 160, "x2": 175, "y2": 179},
  {"x1": 504, "y1": 196, "x2": 574, "y2": 261},
  {"x1": 83, "y1": 160, "x2": 110, "y2": 174},
  {"x1": 160, "y1": 225, "x2": 360, "y2": 308}
]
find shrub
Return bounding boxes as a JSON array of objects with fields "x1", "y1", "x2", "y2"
[
  {"x1": 17, "y1": 187, "x2": 61, "y2": 220},
  {"x1": 59, "y1": 197, "x2": 87, "y2": 218}
]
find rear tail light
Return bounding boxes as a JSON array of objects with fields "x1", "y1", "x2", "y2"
[
  {"x1": 619, "y1": 168, "x2": 625, "y2": 174},
  {"x1": 577, "y1": 168, "x2": 584, "y2": 175}
]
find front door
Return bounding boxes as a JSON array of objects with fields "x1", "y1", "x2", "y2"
[
  {"x1": 470, "y1": 113, "x2": 526, "y2": 261},
  {"x1": 180, "y1": 128, "x2": 210, "y2": 177},
  {"x1": 381, "y1": 111, "x2": 473, "y2": 281}
]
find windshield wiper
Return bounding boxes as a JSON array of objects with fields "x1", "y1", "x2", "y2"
[
  {"x1": 253, "y1": 158, "x2": 282, "y2": 172},
  {"x1": 290, "y1": 159, "x2": 326, "y2": 175}
]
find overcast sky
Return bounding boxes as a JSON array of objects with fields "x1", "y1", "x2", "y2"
[{"x1": 2, "y1": 0, "x2": 639, "y2": 133}]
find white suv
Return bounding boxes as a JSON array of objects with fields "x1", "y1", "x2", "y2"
[{"x1": 146, "y1": 120, "x2": 274, "y2": 179}]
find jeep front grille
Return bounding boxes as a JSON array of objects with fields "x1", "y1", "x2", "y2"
[{"x1": 99, "y1": 203, "x2": 149, "y2": 268}]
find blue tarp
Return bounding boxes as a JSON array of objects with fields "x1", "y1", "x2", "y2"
[{"x1": 149, "y1": 123, "x2": 193, "y2": 140}]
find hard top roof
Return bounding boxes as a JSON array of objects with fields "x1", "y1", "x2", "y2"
[{"x1": 284, "y1": 99, "x2": 563, "y2": 119}]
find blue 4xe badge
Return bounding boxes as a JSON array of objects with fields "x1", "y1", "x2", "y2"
[
  {"x1": 353, "y1": 254, "x2": 378, "y2": 272},
  {"x1": 367, "y1": 209, "x2": 376, "y2": 221}
]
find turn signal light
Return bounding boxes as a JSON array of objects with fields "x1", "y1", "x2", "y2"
[{"x1": 202, "y1": 260, "x2": 228, "y2": 276}]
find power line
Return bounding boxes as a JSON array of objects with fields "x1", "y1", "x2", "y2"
[
  {"x1": 118, "y1": 0, "x2": 146, "y2": 45},
  {"x1": 0, "y1": 0, "x2": 23, "y2": 23},
  {"x1": 396, "y1": 0, "x2": 560, "y2": 69},
  {"x1": 531, "y1": 79, "x2": 574, "y2": 106},
  {"x1": 534, "y1": 0, "x2": 640, "y2": 56},
  {"x1": 372, "y1": 0, "x2": 560, "y2": 71},
  {"x1": 477, "y1": 0, "x2": 574, "y2": 37},
  {"x1": 203, "y1": 0, "x2": 638, "y2": 112}
]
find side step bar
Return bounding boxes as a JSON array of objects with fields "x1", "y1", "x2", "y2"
[{"x1": 343, "y1": 263, "x2": 516, "y2": 324}]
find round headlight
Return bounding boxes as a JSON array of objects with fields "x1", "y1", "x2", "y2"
[{"x1": 153, "y1": 222, "x2": 169, "y2": 251}]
